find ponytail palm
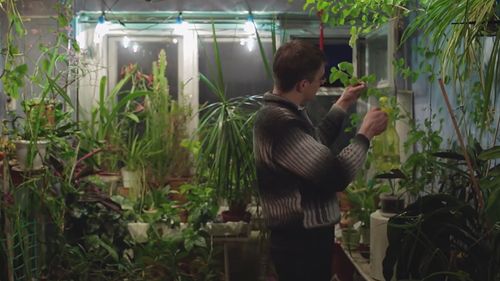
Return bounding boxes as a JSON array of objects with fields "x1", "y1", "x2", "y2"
[{"x1": 196, "y1": 23, "x2": 259, "y2": 207}]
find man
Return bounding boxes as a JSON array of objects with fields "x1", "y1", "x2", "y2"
[{"x1": 253, "y1": 40, "x2": 388, "y2": 281}]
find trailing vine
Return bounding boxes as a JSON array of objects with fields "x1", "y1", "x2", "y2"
[
  {"x1": 303, "y1": 0, "x2": 411, "y2": 46},
  {"x1": 0, "y1": 0, "x2": 27, "y2": 100}
]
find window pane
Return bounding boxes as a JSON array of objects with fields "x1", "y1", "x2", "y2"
[
  {"x1": 366, "y1": 31, "x2": 388, "y2": 87},
  {"x1": 115, "y1": 37, "x2": 179, "y2": 98},
  {"x1": 198, "y1": 37, "x2": 273, "y2": 105}
]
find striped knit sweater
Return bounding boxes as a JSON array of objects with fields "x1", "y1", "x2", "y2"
[{"x1": 253, "y1": 93, "x2": 370, "y2": 229}]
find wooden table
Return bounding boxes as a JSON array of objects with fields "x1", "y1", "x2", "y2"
[{"x1": 211, "y1": 231, "x2": 260, "y2": 281}]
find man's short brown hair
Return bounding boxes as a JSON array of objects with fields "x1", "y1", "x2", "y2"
[{"x1": 273, "y1": 40, "x2": 326, "y2": 92}]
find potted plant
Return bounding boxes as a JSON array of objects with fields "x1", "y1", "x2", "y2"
[
  {"x1": 80, "y1": 74, "x2": 148, "y2": 177},
  {"x1": 143, "y1": 49, "x2": 174, "y2": 188},
  {"x1": 345, "y1": 177, "x2": 380, "y2": 257},
  {"x1": 12, "y1": 98, "x2": 53, "y2": 170},
  {"x1": 120, "y1": 133, "x2": 155, "y2": 200},
  {"x1": 374, "y1": 169, "x2": 406, "y2": 214},
  {"x1": 165, "y1": 99, "x2": 194, "y2": 186},
  {"x1": 196, "y1": 24, "x2": 260, "y2": 223}
]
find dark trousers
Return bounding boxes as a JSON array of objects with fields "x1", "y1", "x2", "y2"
[{"x1": 270, "y1": 226, "x2": 334, "y2": 281}]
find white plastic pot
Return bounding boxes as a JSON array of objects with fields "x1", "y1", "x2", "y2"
[
  {"x1": 127, "y1": 222, "x2": 150, "y2": 243},
  {"x1": 14, "y1": 139, "x2": 49, "y2": 170},
  {"x1": 121, "y1": 167, "x2": 142, "y2": 200}
]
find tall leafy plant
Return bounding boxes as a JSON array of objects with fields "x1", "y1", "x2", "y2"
[
  {"x1": 196, "y1": 23, "x2": 259, "y2": 209},
  {"x1": 144, "y1": 49, "x2": 173, "y2": 185},
  {"x1": 402, "y1": 0, "x2": 500, "y2": 135},
  {"x1": 81, "y1": 74, "x2": 147, "y2": 172}
]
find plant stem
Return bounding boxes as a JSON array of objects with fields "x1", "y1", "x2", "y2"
[
  {"x1": 438, "y1": 78, "x2": 483, "y2": 209},
  {"x1": 3, "y1": 150, "x2": 14, "y2": 281}
]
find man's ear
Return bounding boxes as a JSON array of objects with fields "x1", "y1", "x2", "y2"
[{"x1": 295, "y1": 79, "x2": 308, "y2": 93}]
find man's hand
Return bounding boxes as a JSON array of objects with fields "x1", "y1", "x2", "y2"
[
  {"x1": 335, "y1": 83, "x2": 367, "y2": 111},
  {"x1": 358, "y1": 108, "x2": 388, "y2": 140}
]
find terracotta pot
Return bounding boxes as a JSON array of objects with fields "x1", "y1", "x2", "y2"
[
  {"x1": 167, "y1": 176, "x2": 192, "y2": 189},
  {"x1": 167, "y1": 176, "x2": 192, "y2": 203},
  {"x1": 221, "y1": 210, "x2": 251, "y2": 223}
]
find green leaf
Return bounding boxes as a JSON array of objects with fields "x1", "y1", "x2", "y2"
[
  {"x1": 125, "y1": 112, "x2": 140, "y2": 123},
  {"x1": 14, "y1": 63, "x2": 28, "y2": 75},
  {"x1": 478, "y1": 146, "x2": 500, "y2": 160},
  {"x1": 338, "y1": 62, "x2": 354, "y2": 76},
  {"x1": 485, "y1": 187, "x2": 500, "y2": 223}
]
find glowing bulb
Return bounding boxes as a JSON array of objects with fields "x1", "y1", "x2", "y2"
[
  {"x1": 122, "y1": 36, "x2": 130, "y2": 48},
  {"x1": 132, "y1": 43, "x2": 139, "y2": 53},
  {"x1": 173, "y1": 38, "x2": 178, "y2": 44},
  {"x1": 76, "y1": 31, "x2": 87, "y2": 50},
  {"x1": 246, "y1": 36, "x2": 255, "y2": 52},
  {"x1": 174, "y1": 13, "x2": 189, "y2": 35},
  {"x1": 244, "y1": 14, "x2": 255, "y2": 33},
  {"x1": 93, "y1": 14, "x2": 110, "y2": 45}
]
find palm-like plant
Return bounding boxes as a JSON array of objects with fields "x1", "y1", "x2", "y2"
[{"x1": 196, "y1": 23, "x2": 260, "y2": 215}]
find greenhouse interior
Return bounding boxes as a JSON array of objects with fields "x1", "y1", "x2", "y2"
[{"x1": 1, "y1": 0, "x2": 499, "y2": 280}]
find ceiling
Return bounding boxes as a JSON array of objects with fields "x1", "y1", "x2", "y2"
[{"x1": 74, "y1": 0, "x2": 305, "y2": 13}]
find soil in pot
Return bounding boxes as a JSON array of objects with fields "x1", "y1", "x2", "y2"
[{"x1": 379, "y1": 193, "x2": 404, "y2": 214}]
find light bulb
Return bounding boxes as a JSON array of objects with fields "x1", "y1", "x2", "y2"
[
  {"x1": 76, "y1": 31, "x2": 87, "y2": 50},
  {"x1": 244, "y1": 14, "x2": 254, "y2": 33},
  {"x1": 93, "y1": 13, "x2": 110, "y2": 45},
  {"x1": 246, "y1": 36, "x2": 255, "y2": 52},
  {"x1": 132, "y1": 43, "x2": 139, "y2": 53},
  {"x1": 174, "y1": 12, "x2": 189, "y2": 35},
  {"x1": 122, "y1": 36, "x2": 130, "y2": 48}
]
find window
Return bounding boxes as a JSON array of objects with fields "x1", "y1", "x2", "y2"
[
  {"x1": 108, "y1": 35, "x2": 180, "y2": 99},
  {"x1": 197, "y1": 36, "x2": 274, "y2": 105},
  {"x1": 293, "y1": 37, "x2": 353, "y2": 88}
]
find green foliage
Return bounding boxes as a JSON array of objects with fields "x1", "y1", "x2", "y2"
[
  {"x1": 82, "y1": 74, "x2": 148, "y2": 172},
  {"x1": 144, "y1": 50, "x2": 192, "y2": 186},
  {"x1": 197, "y1": 24, "x2": 259, "y2": 207},
  {"x1": 196, "y1": 93, "x2": 259, "y2": 205},
  {"x1": 393, "y1": 58, "x2": 419, "y2": 83},
  {"x1": 120, "y1": 134, "x2": 156, "y2": 172},
  {"x1": 345, "y1": 176, "x2": 380, "y2": 227},
  {"x1": 401, "y1": 113, "x2": 445, "y2": 196},
  {"x1": 402, "y1": 0, "x2": 500, "y2": 133},
  {"x1": 329, "y1": 61, "x2": 377, "y2": 99},
  {"x1": 303, "y1": 0, "x2": 410, "y2": 46},
  {"x1": 384, "y1": 194, "x2": 500, "y2": 281},
  {"x1": 0, "y1": 0, "x2": 26, "y2": 99},
  {"x1": 179, "y1": 183, "x2": 218, "y2": 229}
]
